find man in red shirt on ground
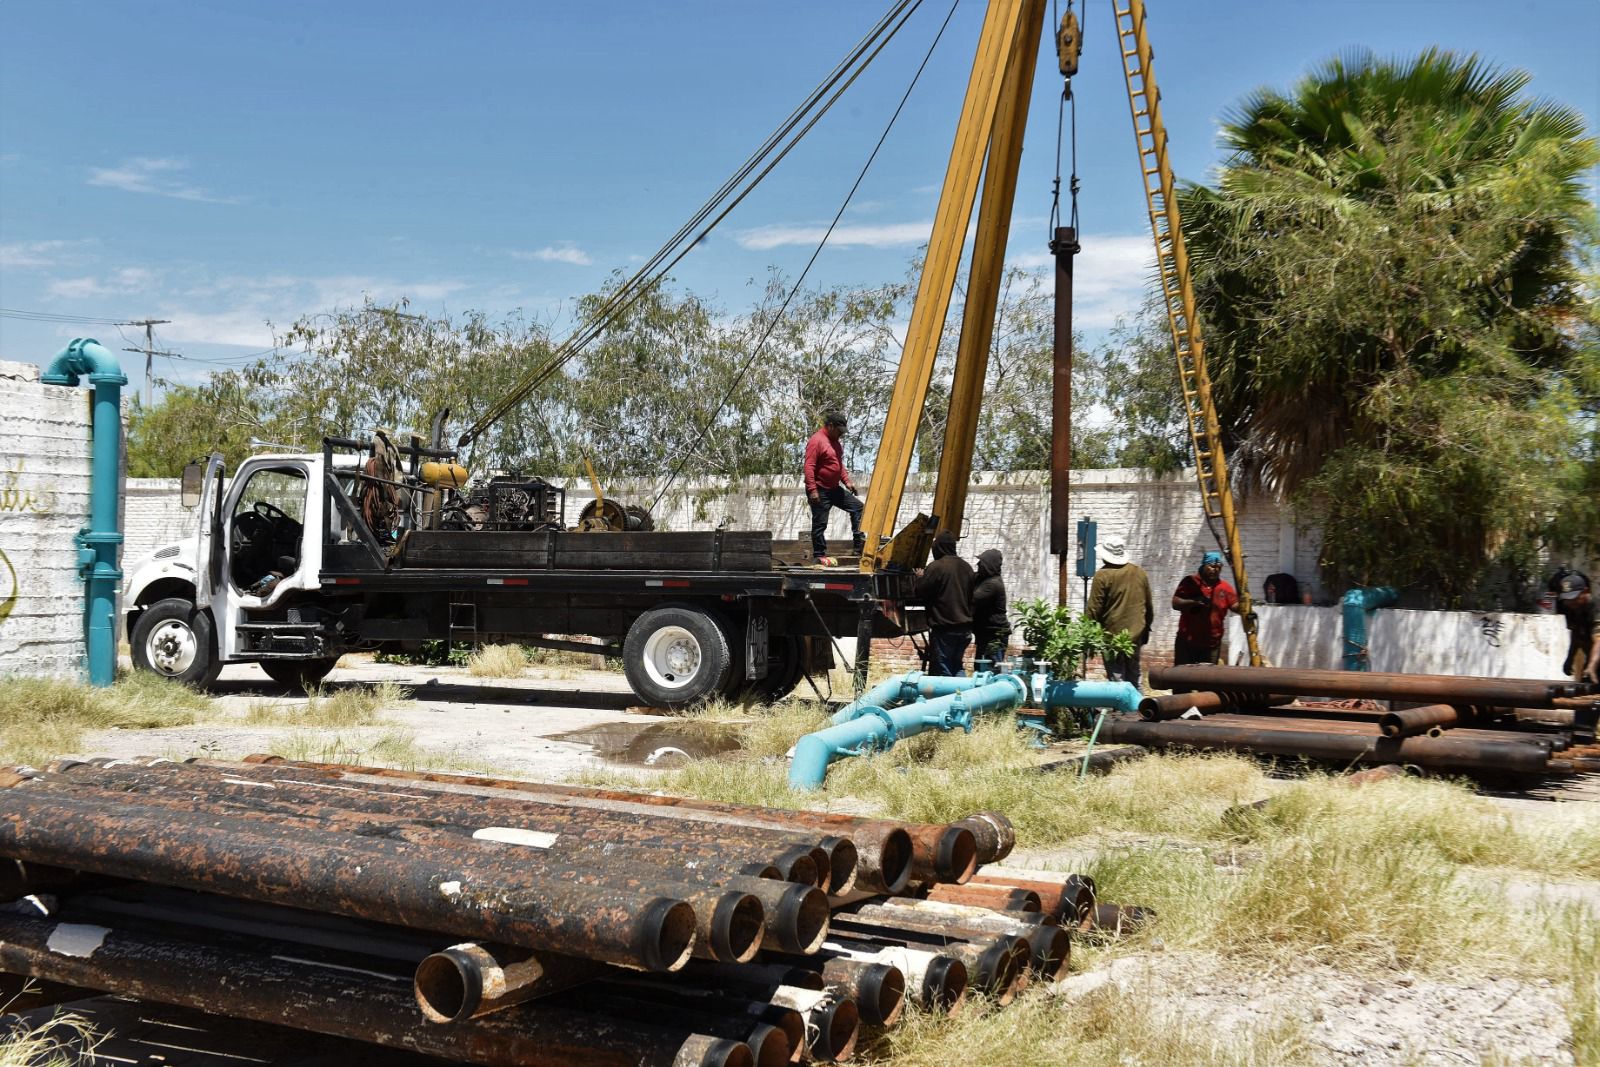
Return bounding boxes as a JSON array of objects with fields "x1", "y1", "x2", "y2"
[
  {"x1": 803, "y1": 412, "x2": 865, "y2": 564},
  {"x1": 1171, "y1": 550, "x2": 1239, "y2": 665}
]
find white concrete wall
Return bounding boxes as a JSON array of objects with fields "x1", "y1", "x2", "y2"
[
  {"x1": 1226, "y1": 604, "x2": 1570, "y2": 677},
  {"x1": 0, "y1": 360, "x2": 97, "y2": 679}
]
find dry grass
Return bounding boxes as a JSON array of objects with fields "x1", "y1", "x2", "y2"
[
  {"x1": 863, "y1": 986, "x2": 1316, "y2": 1067},
  {"x1": 244, "y1": 681, "x2": 410, "y2": 728},
  {"x1": 0, "y1": 672, "x2": 213, "y2": 765},
  {"x1": 466, "y1": 644, "x2": 529, "y2": 678},
  {"x1": 272, "y1": 727, "x2": 428, "y2": 766},
  {"x1": 0, "y1": 1001, "x2": 102, "y2": 1067}
]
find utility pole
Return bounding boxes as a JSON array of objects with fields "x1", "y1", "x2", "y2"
[{"x1": 121, "y1": 319, "x2": 173, "y2": 406}]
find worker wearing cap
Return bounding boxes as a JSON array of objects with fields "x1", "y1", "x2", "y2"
[
  {"x1": 1171, "y1": 550, "x2": 1238, "y2": 665},
  {"x1": 1086, "y1": 534, "x2": 1153, "y2": 686},
  {"x1": 803, "y1": 412, "x2": 865, "y2": 564},
  {"x1": 1553, "y1": 572, "x2": 1599, "y2": 683}
]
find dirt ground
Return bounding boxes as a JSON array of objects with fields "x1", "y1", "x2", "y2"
[{"x1": 34, "y1": 657, "x2": 1600, "y2": 1066}]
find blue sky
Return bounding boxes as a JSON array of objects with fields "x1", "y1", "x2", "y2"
[{"x1": 2, "y1": 0, "x2": 1596, "y2": 397}]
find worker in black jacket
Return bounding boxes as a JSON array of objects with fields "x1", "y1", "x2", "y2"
[
  {"x1": 915, "y1": 530, "x2": 975, "y2": 676},
  {"x1": 970, "y1": 548, "x2": 1010, "y2": 668}
]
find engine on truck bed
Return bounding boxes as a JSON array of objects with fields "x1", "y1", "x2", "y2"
[{"x1": 442, "y1": 473, "x2": 566, "y2": 532}]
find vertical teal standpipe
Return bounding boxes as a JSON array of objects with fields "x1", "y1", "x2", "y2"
[
  {"x1": 41, "y1": 339, "x2": 126, "y2": 687},
  {"x1": 1341, "y1": 586, "x2": 1399, "y2": 671}
]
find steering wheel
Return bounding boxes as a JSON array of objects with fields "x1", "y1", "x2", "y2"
[{"x1": 254, "y1": 500, "x2": 290, "y2": 523}]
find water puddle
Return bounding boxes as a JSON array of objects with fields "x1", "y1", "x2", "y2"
[{"x1": 551, "y1": 720, "x2": 744, "y2": 768}]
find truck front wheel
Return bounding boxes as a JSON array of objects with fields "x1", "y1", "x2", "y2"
[
  {"x1": 623, "y1": 606, "x2": 733, "y2": 708},
  {"x1": 131, "y1": 598, "x2": 221, "y2": 688}
]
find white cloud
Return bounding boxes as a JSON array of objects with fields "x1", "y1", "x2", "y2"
[
  {"x1": 511, "y1": 245, "x2": 593, "y2": 266},
  {"x1": 1009, "y1": 233, "x2": 1155, "y2": 329},
  {"x1": 87, "y1": 157, "x2": 238, "y2": 204},
  {"x1": 44, "y1": 266, "x2": 158, "y2": 300},
  {"x1": 0, "y1": 239, "x2": 81, "y2": 270},
  {"x1": 735, "y1": 221, "x2": 933, "y2": 251}
]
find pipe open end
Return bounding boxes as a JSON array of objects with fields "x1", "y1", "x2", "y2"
[
  {"x1": 1063, "y1": 874, "x2": 1097, "y2": 925},
  {"x1": 936, "y1": 827, "x2": 979, "y2": 885},
  {"x1": 647, "y1": 898, "x2": 699, "y2": 972},
  {"x1": 819, "y1": 836, "x2": 859, "y2": 896},
  {"x1": 713, "y1": 892, "x2": 766, "y2": 964},
  {"x1": 811, "y1": 997, "x2": 860, "y2": 1063},
  {"x1": 991, "y1": 942, "x2": 1029, "y2": 1006},
  {"x1": 742, "y1": 1021, "x2": 792, "y2": 1067},
  {"x1": 1027, "y1": 927, "x2": 1072, "y2": 980},
  {"x1": 774, "y1": 847, "x2": 819, "y2": 889},
  {"x1": 857, "y1": 962, "x2": 905, "y2": 1027},
  {"x1": 761, "y1": 1005, "x2": 804, "y2": 1061},
  {"x1": 805, "y1": 847, "x2": 830, "y2": 889},
  {"x1": 923, "y1": 954, "x2": 968, "y2": 1016},
  {"x1": 679, "y1": 1034, "x2": 754, "y2": 1067},
  {"x1": 876, "y1": 828, "x2": 914, "y2": 894},
  {"x1": 772, "y1": 884, "x2": 830, "y2": 955},
  {"x1": 414, "y1": 947, "x2": 482, "y2": 1024}
]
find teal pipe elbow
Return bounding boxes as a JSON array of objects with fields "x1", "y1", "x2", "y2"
[
  {"x1": 793, "y1": 676, "x2": 1026, "y2": 790},
  {"x1": 43, "y1": 339, "x2": 126, "y2": 687},
  {"x1": 1039, "y1": 679, "x2": 1142, "y2": 715},
  {"x1": 1341, "y1": 586, "x2": 1398, "y2": 671},
  {"x1": 828, "y1": 675, "x2": 912, "y2": 726}
]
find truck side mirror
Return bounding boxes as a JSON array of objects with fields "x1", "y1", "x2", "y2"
[{"x1": 180, "y1": 462, "x2": 205, "y2": 508}]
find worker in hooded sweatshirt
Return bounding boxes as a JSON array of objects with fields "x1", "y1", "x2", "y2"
[
  {"x1": 915, "y1": 530, "x2": 975, "y2": 676},
  {"x1": 970, "y1": 549, "x2": 1011, "y2": 668}
]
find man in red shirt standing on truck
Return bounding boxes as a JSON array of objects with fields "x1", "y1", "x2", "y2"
[
  {"x1": 1171, "y1": 550, "x2": 1239, "y2": 665},
  {"x1": 804, "y1": 412, "x2": 865, "y2": 564}
]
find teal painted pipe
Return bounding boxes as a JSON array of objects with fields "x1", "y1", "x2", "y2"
[
  {"x1": 42, "y1": 339, "x2": 127, "y2": 687},
  {"x1": 828, "y1": 675, "x2": 913, "y2": 726},
  {"x1": 792, "y1": 676, "x2": 1027, "y2": 790},
  {"x1": 1040, "y1": 679, "x2": 1142, "y2": 715},
  {"x1": 827, "y1": 671, "x2": 992, "y2": 726},
  {"x1": 1341, "y1": 586, "x2": 1398, "y2": 671}
]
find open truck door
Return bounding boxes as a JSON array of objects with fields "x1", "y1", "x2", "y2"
[{"x1": 181, "y1": 452, "x2": 226, "y2": 610}]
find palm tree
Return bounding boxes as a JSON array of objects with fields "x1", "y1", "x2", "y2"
[{"x1": 1177, "y1": 49, "x2": 1597, "y2": 597}]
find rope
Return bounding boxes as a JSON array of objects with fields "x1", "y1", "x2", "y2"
[{"x1": 648, "y1": 0, "x2": 958, "y2": 512}]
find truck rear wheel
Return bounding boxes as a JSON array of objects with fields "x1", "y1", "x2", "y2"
[
  {"x1": 131, "y1": 598, "x2": 221, "y2": 689},
  {"x1": 260, "y1": 657, "x2": 340, "y2": 693},
  {"x1": 623, "y1": 605, "x2": 734, "y2": 708},
  {"x1": 739, "y1": 634, "x2": 805, "y2": 704}
]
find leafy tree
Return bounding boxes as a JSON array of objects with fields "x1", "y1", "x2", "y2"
[
  {"x1": 1179, "y1": 49, "x2": 1599, "y2": 601},
  {"x1": 126, "y1": 383, "x2": 262, "y2": 476}
]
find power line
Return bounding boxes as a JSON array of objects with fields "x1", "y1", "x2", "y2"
[{"x1": 0, "y1": 307, "x2": 143, "y2": 326}]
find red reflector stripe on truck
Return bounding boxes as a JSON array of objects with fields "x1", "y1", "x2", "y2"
[
  {"x1": 645, "y1": 580, "x2": 691, "y2": 588},
  {"x1": 810, "y1": 581, "x2": 856, "y2": 591},
  {"x1": 487, "y1": 578, "x2": 529, "y2": 586},
  {"x1": 334, "y1": 578, "x2": 361, "y2": 585}
]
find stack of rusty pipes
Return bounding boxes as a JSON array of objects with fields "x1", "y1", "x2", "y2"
[
  {"x1": 1119, "y1": 665, "x2": 1600, "y2": 775},
  {"x1": 0, "y1": 756, "x2": 1113, "y2": 1065}
]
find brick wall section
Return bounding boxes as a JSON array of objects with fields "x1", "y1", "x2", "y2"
[
  {"x1": 125, "y1": 477, "x2": 196, "y2": 563},
  {"x1": 0, "y1": 360, "x2": 97, "y2": 679}
]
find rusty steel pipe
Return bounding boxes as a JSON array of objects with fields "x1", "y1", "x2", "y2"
[
  {"x1": 0, "y1": 910, "x2": 750, "y2": 1067},
  {"x1": 1081, "y1": 903, "x2": 1156, "y2": 940},
  {"x1": 32, "y1": 760, "x2": 824, "y2": 893},
  {"x1": 233, "y1": 756, "x2": 929, "y2": 893},
  {"x1": 1150, "y1": 665, "x2": 1594, "y2": 708},
  {"x1": 770, "y1": 985, "x2": 860, "y2": 1063},
  {"x1": 414, "y1": 942, "x2": 594, "y2": 1023},
  {"x1": 829, "y1": 914, "x2": 1024, "y2": 1001},
  {"x1": 0, "y1": 786, "x2": 697, "y2": 972},
  {"x1": 925, "y1": 882, "x2": 1041, "y2": 913},
  {"x1": 968, "y1": 870, "x2": 1095, "y2": 925},
  {"x1": 953, "y1": 812, "x2": 1015, "y2": 865},
  {"x1": 845, "y1": 903, "x2": 1069, "y2": 980},
  {"x1": 60, "y1": 758, "x2": 837, "y2": 891},
  {"x1": 16, "y1": 769, "x2": 770, "y2": 965},
  {"x1": 876, "y1": 896, "x2": 1048, "y2": 926},
  {"x1": 576, "y1": 987, "x2": 796, "y2": 1067},
  {"x1": 1380, "y1": 704, "x2": 1463, "y2": 738},
  {"x1": 1138, "y1": 690, "x2": 1292, "y2": 721},
  {"x1": 1095, "y1": 717, "x2": 1554, "y2": 774},
  {"x1": 823, "y1": 937, "x2": 968, "y2": 1016},
  {"x1": 29, "y1": 764, "x2": 830, "y2": 959},
  {"x1": 816, "y1": 957, "x2": 905, "y2": 1028}
]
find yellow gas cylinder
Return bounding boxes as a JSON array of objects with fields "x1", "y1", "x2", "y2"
[{"x1": 421, "y1": 462, "x2": 470, "y2": 489}]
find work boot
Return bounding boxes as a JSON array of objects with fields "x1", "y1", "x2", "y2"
[{"x1": 852, "y1": 533, "x2": 866, "y2": 555}]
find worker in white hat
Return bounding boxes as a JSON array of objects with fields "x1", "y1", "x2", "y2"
[{"x1": 1086, "y1": 533, "x2": 1153, "y2": 686}]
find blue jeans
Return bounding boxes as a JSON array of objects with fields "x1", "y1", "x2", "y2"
[
  {"x1": 810, "y1": 485, "x2": 864, "y2": 557},
  {"x1": 927, "y1": 627, "x2": 972, "y2": 677}
]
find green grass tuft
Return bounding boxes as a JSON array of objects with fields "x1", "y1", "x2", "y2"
[{"x1": 0, "y1": 673, "x2": 213, "y2": 764}]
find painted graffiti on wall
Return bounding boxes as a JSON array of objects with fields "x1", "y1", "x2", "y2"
[{"x1": 0, "y1": 458, "x2": 58, "y2": 630}]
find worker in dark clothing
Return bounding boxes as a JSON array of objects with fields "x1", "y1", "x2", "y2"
[
  {"x1": 915, "y1": 530, "x2": 975, "y2": 676},
  {"x1": 970, "y1": 549, "x2": 1011, "y2": 667},
  {"x1": 1553, "y1": 572, "x2": 1600, "y2": 683},
  {"x1": 803, "y1": 412, "x2": 865, "y2": 564}
]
